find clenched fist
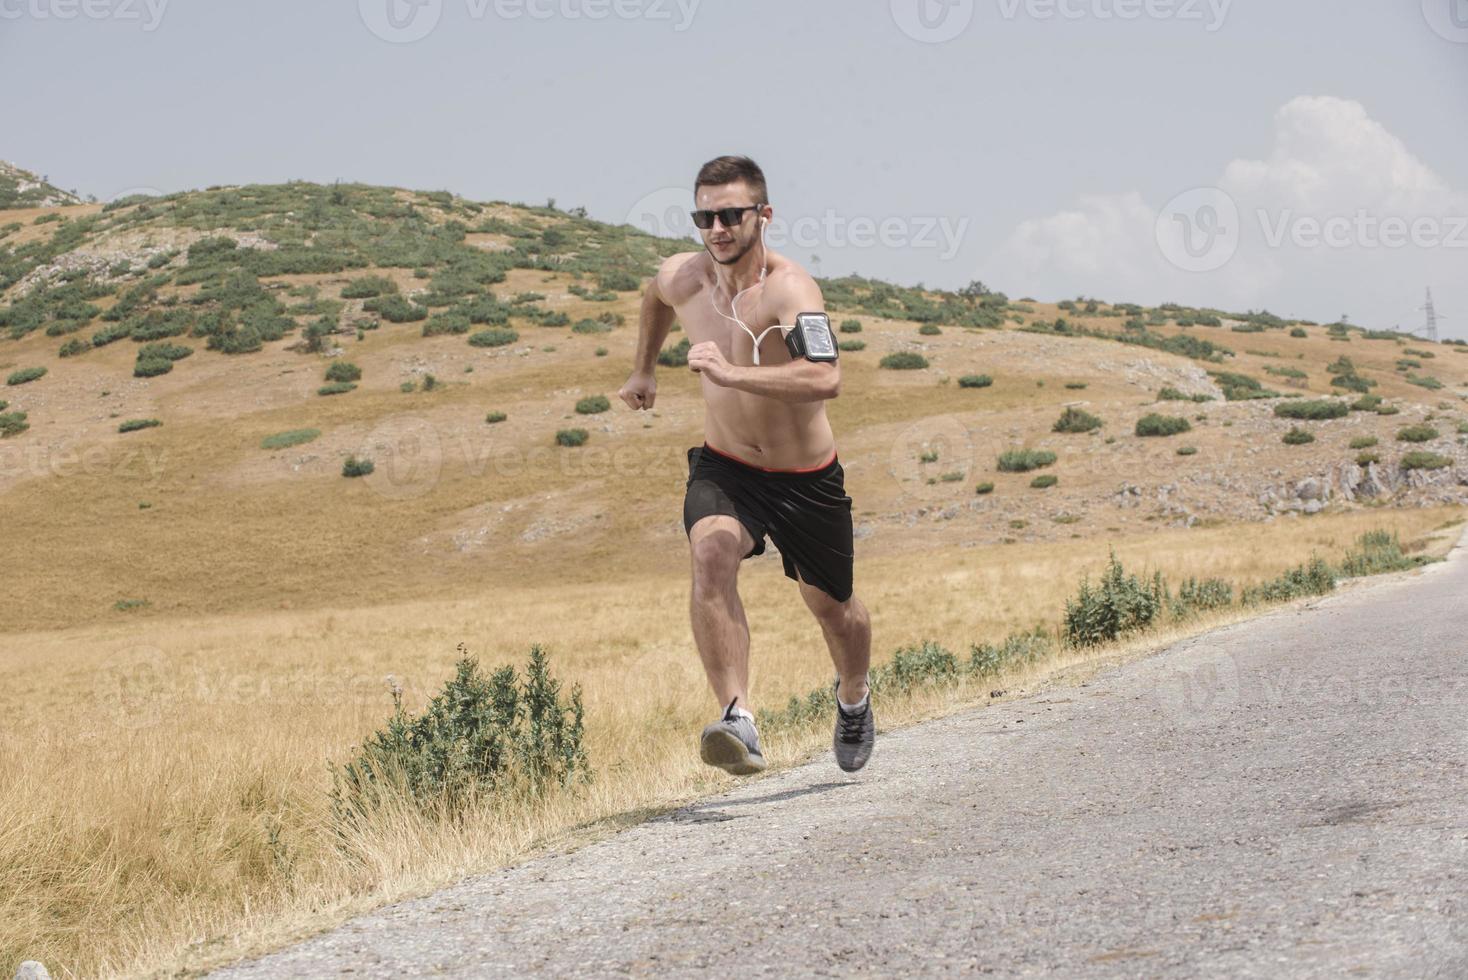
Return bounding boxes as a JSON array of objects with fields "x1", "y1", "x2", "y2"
[{"x1": 618, "y1": 370, "x2": 657, "y2": 410}]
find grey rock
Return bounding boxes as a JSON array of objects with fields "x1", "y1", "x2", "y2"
[{"x1": 14, "y1": 963, "x2": 50, "y2": 980}]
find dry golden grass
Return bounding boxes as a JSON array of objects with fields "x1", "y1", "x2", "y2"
[{"x1": 0, "y1": 506, "x2": 1461, "y2": 978}]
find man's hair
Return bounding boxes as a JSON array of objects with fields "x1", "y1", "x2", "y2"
[{"x1": 694, "y1": 155, "x2": 768, "y2": 206}]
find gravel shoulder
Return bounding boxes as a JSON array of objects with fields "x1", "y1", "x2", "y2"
[{"x1": 209, "y1": 529, "x2": 1468, "y2": 979}]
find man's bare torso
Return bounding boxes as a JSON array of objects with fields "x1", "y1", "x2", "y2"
[{"x1": 658, "y1": 250, "x2": 837, "y2": 470}]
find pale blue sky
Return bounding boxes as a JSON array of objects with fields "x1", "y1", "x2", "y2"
[{"x1": 2, "y1": 0, "x2": 1464, "y2": 336}]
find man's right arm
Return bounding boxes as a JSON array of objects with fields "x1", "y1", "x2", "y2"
[{"x1": 630, "y1": 267, "x2": 676, "y2": 375}]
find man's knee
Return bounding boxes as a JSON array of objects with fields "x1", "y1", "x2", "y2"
[
  {"x1": 689, "y1": 524, "x2": 744, "y2": 599},
  {"x1": 801, "y1": 579, "x2": 863, "y2": 631}
]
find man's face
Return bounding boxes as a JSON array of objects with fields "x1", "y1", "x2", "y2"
[{"x1": 695, "y1": 181, "x2": 768, "y2": 267}]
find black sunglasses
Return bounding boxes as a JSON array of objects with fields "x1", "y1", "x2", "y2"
[{"x1": 690, "y1": 205, "x2": 763, "y2": 230}]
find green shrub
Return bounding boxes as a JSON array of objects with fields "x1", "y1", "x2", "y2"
[
  {"x1": 469, "y1": 327, "x2": 519, "y2": 348},
  {"x1": 1282, "y1": 427, "x2": 1315, "y2": 445},
  {"x1": 341, "y1": 275, "x2": 398, "y2": 299},
  {"x1": 598, "y1": 270, "x2": 640, "y2": 292},
  {"x1": 138, "y1": 342, "x2": 192, "y2": 362},
  {"x1": 1375, "y1": 404, "x2": 1400, "y2": 416},
  {"x1": 1176, "y1": 446, "x2": 1198, "y2": 456},
  {"x1": 1064, "y1": 552, "x2": 1165, "y2": 647},
  {"x1": 485, "y1": 411, "x2": 507, "y2": 424},
  {"x1": 1158, "y1": 387, "x2": 1211, "y2": 403},
  {"x1": 6, "y1": 367, "x2": 46, "y2": 386},
  {"x1": 1030, "y1": 474, "x2": 1058, "y2": 489},
  {"x1": 118, "y1": 418, "x2": 162, "y2": 433},
  {"x1": 571, "y1": 318, "x2": 612, "y2": 334},
  {"x1": 556, "y1": 428, "x2": 589, "y2": 447},
  {"x1": 1400, "y1": 451, "x2": 1451, "y2": 471},
  {"x1": 1349, "y1": 436, "x2": 1378, "y2": 450},
  {"x1": 1340, "y1": 530, "x2": 1425, "y2": 577},
  {"x1": 1289, "y1": 327, "x2": 1308, "y2": 338},
  {"x1": 1396, "y1": 424, "x2": 1439, "y2": 443},
  {"x1": 957, "y1": 374, "x2": 993, "y2": 389},
  {"x1": 1407, "y1": 374, "x2": 1444, "y2": 391},
  {"x1": 206, "y1": 324, "x2": 264, "y2": 355},
  {"x1": 0, "y1": 411, "x2": 28, "y2": 438},
  {"x1": 329, "y1": 645, "x2": 589, "y2": 829},
  {"x1": 967, "y1": 630, "x2": 1054, "y2": 677},
  {"x1": 1356, "y1": 451, "x2": 1381, "y2": 466},
  {"x1": 423, "y1": 312, "x2": 472, "y2": 337},
  {"x1": 918, "y1": 324, "x2": 942, "y2": 336},
  {"x1": 839, "y1": 319, "x2": 863, "y2": 333},
  {"x1": 1241, "y1": 557, "x2": 1335, "y2": 605},
  {"x1": 261, "y1": 428, "x2": 320, "y2": 450},
  {"x1": 325, "y1": 361, "x2": 362, "y2": 383},
  {"x1": 133, "y1": 358, "x2": 173, "y2": 378},
  {"x1": 1170, "y1": 578, "x2": 1233, "y2": 617},
  {"x1": 1273, "y1": 399, "x2": 1348, "y2": 421},
  {"x1": 974, "y1": 482, "x2": 994, "y2": 495},
  {"x1": 1351, "y1": 395, "x2": 1383, "y2": 412},
  {"x1": 879, "y1": 352, "x2": 928, "y2": 370},
  {"x1": 997, "y1": 448, "x2": 1057, "y2": 472},
  {"x1": 365, "y1": 295, "x2": 429, "y2": 323},
  {"x1": 838, "y1": 340, "x2": 866, "y2": 352},
  {"x1": 91, "y1": 322, "x2": 132, "y2": 347},
  {"x1": 657, "y1": 337, "x2": 690, "y2": 367},
  {"x1": 1053, "y1": 407, "x2": 1102, "y2": 433},
  {"x1": 318, "y1": 382, "x2": 357, "y2": 396},
  {"x1": 342, "y1": 456, "x2": 374, "y2": 477},
  {"x1": 1064, "y1": 382, "x2": 1088, "y2": 390},
  {"x1": 575, "y1": 395, "x2": 610, "y2": 415},
  {"x1": 58, "y1": 337, "x2": 90, "y2": 358},
  {"x1": 1135, "y1": 413, "x2": 1191, "y2": 437}
]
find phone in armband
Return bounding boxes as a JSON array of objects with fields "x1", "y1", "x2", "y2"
[{"x1": 784, "y1": 312, "x2": 838, "y2": 363}]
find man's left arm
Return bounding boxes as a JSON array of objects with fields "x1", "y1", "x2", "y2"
[{"x1": 687, "y1": 276, "x2": 840, "y2": 403}]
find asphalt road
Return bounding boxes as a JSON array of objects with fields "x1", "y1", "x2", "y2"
[{"x1": 210, "y1": 529, "x2": 1468, "y2": 979}]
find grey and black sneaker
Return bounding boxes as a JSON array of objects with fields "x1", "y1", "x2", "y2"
[
  {"x1": 699, "y1": 697, "x2": 767, "y2": 775},
  {"x1": 833, "y1": 680, "x2": 875, "y2": 772}
]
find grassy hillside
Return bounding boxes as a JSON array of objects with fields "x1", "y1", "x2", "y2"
[{"x1": 0, "y1": 160, "x2": 82, "y2": 210}]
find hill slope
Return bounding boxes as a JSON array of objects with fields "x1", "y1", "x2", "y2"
[
  {"x1": 0, "y1": 180, "x2": 1466, "y2": 631},
  {"x1": 0, "y1": 160, "x2": 83, "y2": 209}
]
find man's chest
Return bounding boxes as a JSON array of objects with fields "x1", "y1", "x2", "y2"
[{"x1": 673, "y1": 290, "x2": 792, "y2": 368}]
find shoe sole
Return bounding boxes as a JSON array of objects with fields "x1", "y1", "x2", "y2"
[{"x1": 700, "y1": 728, "x2": 766, "y2": 775}]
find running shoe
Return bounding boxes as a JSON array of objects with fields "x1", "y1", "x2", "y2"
[
  {"x1": 833, "y1": 680, "x2": 875, "y2": 772},
  {"x1": 699, "y1": 697, "x2": 766, "y2": 775}
]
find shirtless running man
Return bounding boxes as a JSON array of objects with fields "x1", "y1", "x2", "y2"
[{"x1": 617, "y1": 155, "x2": 875, "y2": 775}]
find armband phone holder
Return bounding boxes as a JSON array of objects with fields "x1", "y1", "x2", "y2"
[{"x1": 784, "y1": 312, "x2": 838, "y2": 363}]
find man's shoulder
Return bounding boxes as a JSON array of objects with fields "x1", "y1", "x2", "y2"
[
  {"x1": 762, "y1": 255, "x2": 823, "y2": 308},
  {"x1": 655, "y1": 251, "x2": 708, "y2": 301}
]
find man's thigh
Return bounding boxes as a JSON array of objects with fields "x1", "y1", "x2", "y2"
[{"x1": 687, "y1": 514, "x2": 758, "y2": 562}]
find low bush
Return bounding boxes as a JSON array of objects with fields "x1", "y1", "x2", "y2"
[
  {"x1": 657, "y1": 337, "x2": 690, "y2": 367},
  {"x1": 1349, "y1": 436, "x2": 1378, "y2": 449},
  {"x1": 329, "y1": 645, "x2": 589, "y2": 830},
  {"x1": 1241, "y1": 557, "x2": 1335, "y2": 605},
  {"x1": 918, "y1": 324, "x2": 942, "y2": 336},
  {"x1": 6, "y1": 367, "x2": 46, "y2": 386},
  {"x1": 839, "y1": 319, "x2": 862, "y2": 333},
  {"x1": 838, "y1": 340, "x2": 866, "y2": 352},
  {"x1": 365, "y1": 295, "x2": 429, "y2": 323},
  {"x1": 469, "y1": 327, "x2": 519, "y2": 348},
  {"x1": 556, "y1": 428, "x2": 589, "y2": 447},
  {"x1": 974, "y1": 482, "x2": 994, "y2": 495},
  {"x1": 0, "y1": 411, "x2": 28, "y2": 438},
  {"x1": 423, "y1": 312, "x2": 472, "y2": 337},
  {"x1": 1351, "y1": 395, "x2": 1383, "y2": 412},
  {"x1": 1282, "y1": 427, "x2": 1315, "y2": 445},
  {"x1": 1400, "y1": 451, "x2": 1451, "y2": 471},
  {"x1": 879, "y1": 352, "x2": 928, "y2": 370},
  {"x1": 133, "y1": 358, "x2": 173, "y2": 378},
  {"x1": 1396, "y1": 424, "x2": 1439, "y2": 443},
  {"x1": 1170, "y1": 578, "x2": 1233, "y2": 617},
  {"x1": 341, "y1": 275, "x2": 398, "y2": 299},
  {"x1": 485, "y1": 411, "x2": 507, "y2": 424},
  {"x1": 138, "y1": 342, "x2": 192, "y2": 362},
  {"x1": 575, "y1": 395, "x2": 610, "y2": 415},
  {"x1": 261, "y1": 428, "x2": 320, "y2": 450},
  {"x1": 58, "y1": 337, "x2": 90, "y2": 358},
  {"x1": 1158, "y1": 387, "x2": 1211, "y2": 403},
  {"x1": 1135, "y1": 413, "x2": 1191, "y2": 437},
  {"x1": 1273, "y1": 399, "x2": 1348, "y2": 421},
  {"x1": 1340, "y1": 530, "x2": 1426, "y2": 577},
  {"x1": 958, "y1": 374, "x2": 993, "y2": 389},
  {"x1": 325, "y1": 361, "x2": 362, "y2": 383},
  {"x1": 997, "y1": 448, "x2": 1057, "y2": 472},
  {"x1": 1030, "y1": 474, "x2": 1058, "y2": 489},
  {"x1": 342, "y1": 456, "x2": 374, "y2": 477},
  {"x1": 1176, "y1": 445, "x2": 1198, "y2": 456},
  {"x1": 571, "y1": 318, "x2": 612, "y2": 335},
  {"x1": 1356, "y1": 451, "x2": 1381, "y2": 466},
  {"x1": 1053, "y1": 407, "x2": 1102, "y2": 433},
  {"x1": 318, "y1": 382, "x2": 357, "y2": 396},
  {"x1": 118, "y1": 418, "x2": 162, "y2": 433},
  {"x1": 1064, "y1": 552, "x2": 1166, "y2": 647}
]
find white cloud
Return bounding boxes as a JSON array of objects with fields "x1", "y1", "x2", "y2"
[{"x1": 984, "y1": 96, "x2": 1467, "y2": 336}]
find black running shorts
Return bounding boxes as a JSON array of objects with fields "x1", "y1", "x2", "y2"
[{"x1": 683, "y1": 443, "x2": 855, "y2": 603}]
